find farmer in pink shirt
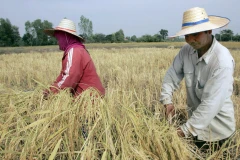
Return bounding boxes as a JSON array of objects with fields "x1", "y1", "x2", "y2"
[{"x1": 43, "y1": 18, "x2": 105, "y2": 98}]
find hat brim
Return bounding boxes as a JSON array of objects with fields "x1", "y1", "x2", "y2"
[
  {"x1": 44, "y1": 29, "x2": 84, "y2": 42},
  {"x1": 169, "y1": 16, "x2": 230, "y2": 38}
]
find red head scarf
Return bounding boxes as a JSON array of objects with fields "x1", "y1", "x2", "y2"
[{"x1": 54, "y1": 30, "x2": 85, "y2": 51}]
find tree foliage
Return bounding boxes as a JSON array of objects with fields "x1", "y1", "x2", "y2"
[
  {"x1": 22, "y1": 19, "x2": 56, "y2": 46},
  {"x1": 1, "y1": 17, "x2": 240, "y2": 47},
  {"x1": 92, "y1": 33, "x2": 106, "y2": 43},
  {"x1": 105, "y1": 34, "x2": 116, "y2": 43},
  {"x1": 115, "y1": 29, "x2": 125, "y2": 42},
  {"x1": 137, "y1": 34, "x2": 154, "y2": 42},
  {"x1": 159, "y1": 29, "x2": 168, "y2": 40},
  {"x1": 78, "y1": 15, "x2": 93, "y2": 41},
  {"x1": 233, "y1": 34, "x2": 240, "y2": 42},
  {"x1": 215, "y1": 29, "x2": 236, "y2": 41},
  {"x1": 220, "y1": 29, "x2": 234, "y2": 41},
  {"x1": 130, "y1": 35, "x2": 137, "y2": 42},
  {"x1": 0, "y1": 18, "x2": 21, "y2": 46},
  {"x1": 136, "y1": 33, "x2": 163, "y2": 42}
]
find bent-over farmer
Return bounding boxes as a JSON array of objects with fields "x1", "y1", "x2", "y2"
[
  {"x1": 160, "y1": 7, "x2": 236, "y2": 151},
  {"x1": 43, "y1": 18, "x2": 105, "y2": 98}
]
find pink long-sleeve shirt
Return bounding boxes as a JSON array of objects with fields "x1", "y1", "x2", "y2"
[{"x1": 50, "y1": 46, "x2": 105, "y2": 97}]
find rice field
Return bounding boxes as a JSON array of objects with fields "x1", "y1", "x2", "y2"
[{"x1": 0, "y1": 43, "x2": 240, "y2": 159}]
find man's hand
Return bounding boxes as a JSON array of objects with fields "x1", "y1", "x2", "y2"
[
  {"x1": 164, "y1": 104, "x2": 175, "y2": 124},
  {"x1": 164, "y1": 104, "x2": 175, "y2": 118},
  {"x1": 177, "y1": 127, "x2": 185, "y2": 137}
]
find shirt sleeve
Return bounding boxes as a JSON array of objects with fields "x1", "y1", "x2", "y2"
[
  {"x1": 186, "y1": 67, "x2": 234, "y2": 135},
  {"x1": 160, "y1": 50, "x2": 184, "y2": 105},
  {"x1": 50, "y1": 48, "x2": 84, "y2": 93}
]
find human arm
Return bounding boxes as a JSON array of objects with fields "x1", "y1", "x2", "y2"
[
  {"x1": 165, "y1": 103, "x2": 175, "y2": 118},
  {"x1": 42, "y1": 73, "x2": 62, "y2": 99},
  {"x1": 183, "y1": 67, "x2": 234, "y2": 136},
  {"x1": 50, "y1": 48, "x2": 84, "y2": 94},
  {"x1": 160, "y1": 50, "x2": 185, "y2": 117}
]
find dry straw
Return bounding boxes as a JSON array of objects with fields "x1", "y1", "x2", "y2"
[{"x1": 0, "y1": 48, "x2": 240, "y2": 159}]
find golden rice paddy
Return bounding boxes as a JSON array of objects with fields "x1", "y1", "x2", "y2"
[{"x1": 0, "y1": 43, "x2": 240, "y2": 159}]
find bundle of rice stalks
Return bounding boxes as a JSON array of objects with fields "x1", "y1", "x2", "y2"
[
  {"x1": 233, "y1": 78, "x2": 240, "y2": 96},
  {"x1": 0, "y1": 87, "x2": 196, "y2": 160}
]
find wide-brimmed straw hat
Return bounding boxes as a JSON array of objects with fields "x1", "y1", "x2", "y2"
[
  {"x1": 44, "y1": 18, "x2": 84, "y2": 41},
  {"x1": 170, "y1": 7, "x2": 230, "y2": 38}
]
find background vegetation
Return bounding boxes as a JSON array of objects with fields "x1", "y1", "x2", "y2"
[{"x1": 1, "y1": 16, "x2": 240, "y2": 47}]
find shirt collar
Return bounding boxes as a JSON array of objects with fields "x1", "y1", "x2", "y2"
[
  {"x1": 202, "y1": 36, "x2": 216, "y2": 64},
  {"x1": 190, "y1": 36, "x2": 216, "y2": 64}
]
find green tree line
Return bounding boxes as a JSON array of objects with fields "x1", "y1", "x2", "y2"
[{"x1": 0, "y1": 16, "x2": 239, "y2": 47}]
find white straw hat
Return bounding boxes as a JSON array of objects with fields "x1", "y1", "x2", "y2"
[
  {"x1": 170, "y1": 7, "x2": 230, "y2": 38},
  {"x1": 44, "y1": 18, "x2": 84, "y2": 41}
]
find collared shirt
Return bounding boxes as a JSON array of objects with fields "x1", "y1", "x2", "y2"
[{"x1": 160, "y1": 37, "x2": 236, "y2": 141}]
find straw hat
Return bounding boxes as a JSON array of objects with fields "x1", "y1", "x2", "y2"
[
  {"x1": 170, "y1": 7, "x2": 230, "y2": 37},
  {"x1": 44, "y1": 18, "x2": 84, "y2": 41}
]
